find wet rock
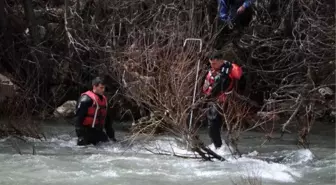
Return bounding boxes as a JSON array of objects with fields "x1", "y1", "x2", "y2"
[
  {"x1": 0, "y1": 74, "x2": 18, "y2": 103},
  {"x1": 47, "y1": 23, "x2": 59, "y2": 32},
  {"x1": 317, "y1": 87, "x2": 335, "y2": 120},
  {"x1": 53, "y1": 100, "x2": 77, "y2": 118},
  {"x1": 329, "y1": 100, "x2": 336, "y2": 122},
  {"x1": 38, "y1": 25, "x2": 46, "y2": 39},
  {"x1": 24, "y1": 25, "x2": 46, "y2": 40},
  {"x1": 331, "y1": 110, "x2": 336, "y2": 116}
]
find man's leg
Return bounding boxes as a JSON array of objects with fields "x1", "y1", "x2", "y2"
[
  {"x1": 98, "y1": 130, "x2": 109, "y2": 143},
  {"x1": 207, "y1": 102, "x2": 223, "y2": 148},
  {"x1": 91, "y1": 129, "x2": 109, "y2": 145}
]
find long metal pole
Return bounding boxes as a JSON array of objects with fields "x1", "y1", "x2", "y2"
[{"x1": 183, "y1": 38, "x2": 202, "y2": 133}]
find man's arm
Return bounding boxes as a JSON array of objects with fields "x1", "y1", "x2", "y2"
[
  {"x1": 210, "y1": 62, "x2": 232, "y2": 97},
  {"x1": 237, "y1": 0, "x2": 255, "y2": 14},
  {"x1": 219, "y1": 0, "x2": 231, "y2": 21},
  {"x1": 104, "y1": 114, "x2": 117, "y2": 141},
  {"x1": 243, "y1": 0, "x2": 254, "y2": 8},
  {"x1": 75, "y1": 95, "x2": 92, "y2": 136},
  {"x1": 209, "y1": 76, "x2": 225, "y2": 98}
]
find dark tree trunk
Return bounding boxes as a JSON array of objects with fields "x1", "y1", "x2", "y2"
[
  {"x1": 0, "y1": 0, "x2": 5, "y2": 33},
  {"x1": 22, "y1": 0, "x2": 39, "y2": 44}
]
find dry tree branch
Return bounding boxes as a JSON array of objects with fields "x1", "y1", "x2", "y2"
[{"x1": 281, "y1": 94, "x2": 302, "y2": 137}]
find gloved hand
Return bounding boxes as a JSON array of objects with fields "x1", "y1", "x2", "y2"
[
  {"x1": 210, "y1": 62, "x2": 232, "y2": 98},
  {"x1": 77, "y1": 137, "x2": 89, "y2": 146},
  {"x1": 76, "y1": 127, "x2": 89, "y2": 145},
  {"x1": 220, "y1": 61, "x2": 232, "y2": 77},
  {"x1": 75, "y1": 127, "x2": 86, "y2": 138}
]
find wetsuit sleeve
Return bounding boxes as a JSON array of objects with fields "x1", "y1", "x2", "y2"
[
  {"x1": 104, "y1": 114, "x2": 116, "y2": 141},
  {"x1": 75, "y1": 94, "x2": 92, "y2": 129}
]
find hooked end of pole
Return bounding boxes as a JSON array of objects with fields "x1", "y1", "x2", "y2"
[
  {"x1": 183, "y1": 38, "x2": 203, "y2": 52},
  {"x1": 183, "y1": 40, "x2": 187, "y2": 48}
]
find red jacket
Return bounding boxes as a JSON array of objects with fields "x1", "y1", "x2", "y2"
[{"x1": 202, "y1": 63, "x2": 242, "y2": 102}]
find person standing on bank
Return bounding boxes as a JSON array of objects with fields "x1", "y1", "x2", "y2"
[
  {"x1": 214, "y1": 0, "x2": 255, "y2": 50},
  {"x1": 202, "y1": 51, "x2": 243, "y2": 149},
  {"x1": 75, "y1": 77, "x2": 117, "y2": 146},
  {"x1": 218, "y1": 0, "x2": 254, "y2": 26}
]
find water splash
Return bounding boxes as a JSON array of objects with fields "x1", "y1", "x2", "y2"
[
  {"x1": 281, "y1": 149, "x2": 315, "y2": 165},
  {"x1": 0, "y1": 134, "x2": 328, "y2": 184}
]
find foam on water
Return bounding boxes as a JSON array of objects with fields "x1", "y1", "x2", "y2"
[
  {"x1": 282, "y1": 149, "x2": 315, "y2": 165},
  {"x1": 0, "y1": 134, "x2": 327, "y2": 184},
  {"x1": 113, "y1": 137, "x2": 303, "y2": 183},
  {"x1": 231, "y1": 157, "x2": 302, "y2": 182}
]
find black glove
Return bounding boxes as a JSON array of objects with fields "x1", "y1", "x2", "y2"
[
  {"x1": 220, "y1": 61, "x2": 232, "y2": 76},
  {"x1": 75, "y1": 127, "x2": 86, "y2": 138},
  {"x1": 76, "y1": 127, "x2": 89, "y2": 145}
]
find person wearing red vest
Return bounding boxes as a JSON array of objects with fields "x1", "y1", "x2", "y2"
[
  {"x1": 202, "y1": 51, "x2": 243, "y2": 149},
  {"x1": 75, "y1": 77, "x2": 117, "y2": 146}
]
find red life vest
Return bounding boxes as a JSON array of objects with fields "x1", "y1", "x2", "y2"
[
  {"x1": 202, "y1": 63, "x2": 242, "y2": 103},
  {"x1": 81, "y1": 91, "x2": 108, "y2": 127}
]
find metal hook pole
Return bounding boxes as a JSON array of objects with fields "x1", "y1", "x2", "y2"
[{"x1": 183, "y1": 38, "x2": 203, "y2": 135}]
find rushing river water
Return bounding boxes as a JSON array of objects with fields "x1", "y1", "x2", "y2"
[{"x1": 0, "y1": 121, "x2": 335, "y2": 185}]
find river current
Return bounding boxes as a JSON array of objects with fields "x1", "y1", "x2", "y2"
[{"x1": 0, "y1": 121, "x2": 335, "y2": 185}]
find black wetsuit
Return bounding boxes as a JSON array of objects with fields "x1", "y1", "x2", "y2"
[
  {"x1": 75, "y1": 93, "x2": 116, "y2": 146},
  {"x1": 206, "y1": 62, "x2": 233, "y2": 149}
]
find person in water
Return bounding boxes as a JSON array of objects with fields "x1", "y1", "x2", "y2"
[
  {"x1": 202, "y1": 51, "x2": 243, "y2": 148},
  {"x1": 75, "y1": 77, "x2": 117, "y2": 146}
]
